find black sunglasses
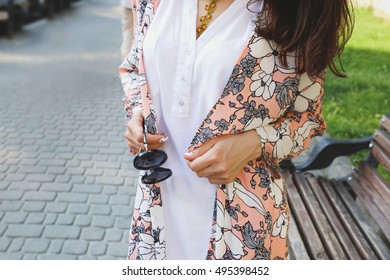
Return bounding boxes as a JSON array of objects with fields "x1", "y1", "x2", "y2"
[{"x1": 133, "y1": 120, "x2": 172, "y2": 184}]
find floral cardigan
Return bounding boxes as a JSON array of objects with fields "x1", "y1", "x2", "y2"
[{"x1": 119, "y1": 0, "x2": 326, "y2": 260}]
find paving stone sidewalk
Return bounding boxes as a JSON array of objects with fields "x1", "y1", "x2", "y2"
[{"x1": 0, "y1": 0, "x2": 138, "y2": 260}]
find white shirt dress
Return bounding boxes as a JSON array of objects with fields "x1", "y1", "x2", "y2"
[{"x1": 142, "y1": 0, "x2": 261, "y2": 259}]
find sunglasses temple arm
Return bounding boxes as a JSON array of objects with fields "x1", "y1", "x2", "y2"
[{"x1": 142, "y1": 118, "x2": 148, "y2": 151}]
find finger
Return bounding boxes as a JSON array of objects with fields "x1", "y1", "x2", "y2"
[
  {"x1": 187, "y1": 148, "x2": 218, "y2": 172},
  {"x1": 124, "y1": 129, "x2": 154, "y2": 149},
  {"x1": 183, "y1": 138, "x2": 217, "y2": 161},
  {"x1": 196, "y1": 164, "x2": 223, "y2": 178},
  {"x1": 129, "y1": 148, "x2": 137, "y2": 155},
  {"x1": 126, "y1": 137, "x2": 147, "y2": 151},
  {"x1": 126, "y1": 138, "x2": 144, "y2": 150},
  {"x1": 125, "y1": 111, "x2": 144, "y2": 141},
  {"x1": 145, "y1": 133, "x2": 168, "y2": 145},
  {"x1": 125, "y1": 128, "x2": 139, "y2": 140},
  {"x1": 133, "y1": 127, "x2": 145, "y2": 144},
  {"x1": 124, "y1": 126, "x2": 142, "y2": 144},
  {"x1": 148, "y1": 143, "x2": 165, "y2": 150},
  {"x1": 196, "y1": 165, "x2": 220, "y2": 178},
  {"x1": 142, "y1": 134, "x2": 168, "y2": 151}
]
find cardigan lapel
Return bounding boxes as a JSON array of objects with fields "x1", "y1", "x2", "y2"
[{"x1": 188, "y1": 36, "x2": 299, "y2": 151}]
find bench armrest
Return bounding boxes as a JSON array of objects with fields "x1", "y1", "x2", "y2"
[{"x1": 280, "y1": 136, "x2": 372, "y2": 171}]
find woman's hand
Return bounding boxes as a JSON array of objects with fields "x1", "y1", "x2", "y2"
[
  {"x1": 184, "y1": 130, "x2": 262, "y2": 184},
  {"x1": 124, "y1": 110, "x2": 168, "y2": 154}
]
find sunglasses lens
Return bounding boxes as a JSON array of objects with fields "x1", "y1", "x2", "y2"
[
  {"x1": 133, "y1": 150, "x2": 168, "y2": 170},
  {"x1": 141, "y1": 167, "x2": 173, "y2": 184}
]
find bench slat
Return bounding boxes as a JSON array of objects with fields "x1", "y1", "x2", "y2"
[
  {"x1": 288, "y1": 213, "x2": 311, "y2": 260},
  {"x1": 380, "y1": 115, "x2": 390, "y2": 133},
  {"x1": 359, "y1": 162, "x2": 390, "y2": 204},
  {"x1": 305, "y1": 173, "x2": 361, "y2": 259},
  {"x1": 373, "y1": 128, "x2": 390, "y2": 156},
  {"x1": 349, "y1": 174, "x2": 390, "y2": 239},
  {"x1": 292, "y1": 172, "x2": 347, "y2": 259},
  {"x1": 284, "y1": 171, "x2": 329, "y2": 259},
  {"x1": 333, "y1": 179, "x2": 390, "y2": 259},
  {"x1": 320, "y1": 178, "x2": 378, "y2": 259},
  {"x1": 370, "y1": 139, "x2": 390, "y2": 174}
]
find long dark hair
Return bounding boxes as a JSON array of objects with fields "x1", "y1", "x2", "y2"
[{"x1": 251, "y1": 0, "x2": 354, "y2": 77}]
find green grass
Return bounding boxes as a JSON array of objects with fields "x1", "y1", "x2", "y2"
[
  {"x1": 323, "y1": 8, "x2": 390, "y2": 180},
  {"x1": 324, "y1": 8, "x2": 390, "y2": 139}
]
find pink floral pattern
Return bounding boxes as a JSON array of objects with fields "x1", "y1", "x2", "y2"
[{"x1": 119, "y1": 0, "x2": 326, "y2": 260}]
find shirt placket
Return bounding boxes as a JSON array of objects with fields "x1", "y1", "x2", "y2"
[{"x1": 171, "y1": 1, "x2": 197, "y2": 118}]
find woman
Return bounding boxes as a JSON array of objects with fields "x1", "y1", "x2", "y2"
[{"x1": 119, "y1": 0, "x2": 354, "y2": 260}]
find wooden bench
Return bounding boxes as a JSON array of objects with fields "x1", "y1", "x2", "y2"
[{"x1": 281, "y1": 112, "x2": 390, "y2": 259}]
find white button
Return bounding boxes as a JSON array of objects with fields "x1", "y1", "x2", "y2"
[
  {"x1": 181, "y1": 76, "x2": 186, "y2": 83},
  {"x1": 186, "y1": 49, "x2": 191, "y2": 55},
  {"x1": 179, "y1": 99, "x2": 184, "y2": 106}
]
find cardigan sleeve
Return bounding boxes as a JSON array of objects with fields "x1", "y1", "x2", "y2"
[
  {"x1": 256, "y1": 72, "x2": 327, "y2": 166},
  {"x1": 118, "y1": 0, "x2": 143, "y2": 124}
]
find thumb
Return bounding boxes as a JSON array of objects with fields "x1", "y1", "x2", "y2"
[{"x1": 183, "y1": 139, "x2": 216, "y2": 161}]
